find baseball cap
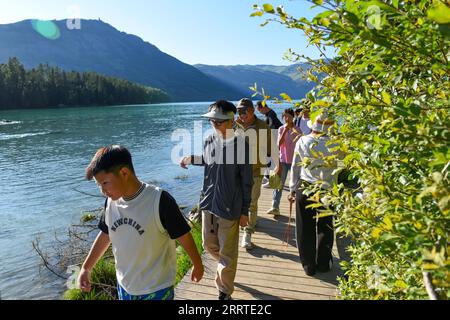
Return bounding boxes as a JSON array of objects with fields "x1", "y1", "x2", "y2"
[{"x1": 237, "y1": 98, "x2": 254, "y2": 109}]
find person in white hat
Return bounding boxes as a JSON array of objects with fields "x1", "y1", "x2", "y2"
[{"x1": 288, "y1": 113, "x2": 339, "y2": 276}]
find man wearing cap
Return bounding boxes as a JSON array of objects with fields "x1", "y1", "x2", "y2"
[
  {"x1": 234, "y1": 98, "x2": 279, "y2": 249},
  {"x1": 288, "y1": 113, "x2": 339, "y2": 276},
  {"x1": 179, "y1": 100, "x2": 253, "y2": 300}
]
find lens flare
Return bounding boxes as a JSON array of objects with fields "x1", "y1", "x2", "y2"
[{"x1": 31, "y1": 20, "x2": 61, "y2": 40}]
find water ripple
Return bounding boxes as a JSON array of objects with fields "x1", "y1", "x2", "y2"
[
  {"x1": 0, "y1": 120, "x2": 22, "y2": 125},
  {"x1": 0, "y1": 131, "x2": 52, "y2": 141}
]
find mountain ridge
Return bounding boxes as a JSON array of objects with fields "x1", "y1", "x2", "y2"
[{"x1": 194, "y1": 63, "x2": 315, "y2": 99}]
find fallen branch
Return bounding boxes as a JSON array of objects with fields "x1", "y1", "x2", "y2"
[{"x1": 32, "y1": 239, "x2": 68, "y2": 280}]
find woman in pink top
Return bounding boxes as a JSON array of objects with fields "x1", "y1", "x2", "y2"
[{"x1": 267, "y1": 108, "x2": 301, "y2": 216}]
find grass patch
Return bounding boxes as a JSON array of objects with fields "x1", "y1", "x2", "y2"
[
  {"x1": 80, "y1": 213, "x2": 97, "y2": 223},
  {"x1": 175, "y1": 220, "x2": 203, "y2": 285},
  {"x1": 64, "y1": 254, "x2": 117, "y2": 300}
]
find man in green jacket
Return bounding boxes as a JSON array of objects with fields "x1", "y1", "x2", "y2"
[{"x1": 234, "y1": 98, "x2": 279, "y2": 249}]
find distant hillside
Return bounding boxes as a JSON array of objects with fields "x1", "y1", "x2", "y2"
[
  {"x1": 195, "y1": 63, "x2": 316, "y2": 99},
  {"x1": 252, "y1": 63, "x2": 313, "y2": 82},
  {"x1": 0, "y1": 19, "x2": 245, "y2": 102}
]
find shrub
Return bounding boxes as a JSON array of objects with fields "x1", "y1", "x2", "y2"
[{"x1": 253, "y1": 0, "x2": 449, "y2": 299}]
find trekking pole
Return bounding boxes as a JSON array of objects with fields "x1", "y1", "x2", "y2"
[{"x1": 283, "y1": 195, "x2": 294, "y2": 250}]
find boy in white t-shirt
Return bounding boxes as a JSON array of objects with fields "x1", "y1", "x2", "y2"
[{"x1": 78, "y1": 145, "x2": 203, "y2": 300}]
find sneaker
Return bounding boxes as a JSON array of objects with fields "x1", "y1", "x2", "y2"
[
  {"x1": 218, "y1": 291, "x2": 232, "y2": 300},
  {"x1": 266, "y1": 208, "x2": 280, "y2": 216},
  {"x1": 303, "y1": 264, "x2": 316, "y2": 277},
  {"x1": 262, "y1": 181, "x2": 271, "y2": 189},
  {"x1": 241, "y1": 232, "x2": 253, "y2": 249}
]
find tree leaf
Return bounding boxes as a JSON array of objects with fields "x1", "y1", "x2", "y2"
[
  {"x1": 263, "y1": 4, "x2": 275, "y2": 14},
  {"x1": 250, "y1": 11, "x2": 264, "y2": 17},
  {"x1": 427, "y1": 1, "x2": 450, "y2": 24},
  {"x1": 372, "y1": 228, "x2": 382, "y2": 238},
  {"x1": 392, "y1": 0, "x2": 399, "y2": 9},
  {"x1": 280, "y1": 92, "x2": 292, "y2": 102},
  {"x1": 382, "y1": 91, "x2": 392, "y2": 105}
]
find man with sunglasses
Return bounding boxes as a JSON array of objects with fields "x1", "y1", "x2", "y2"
[
  {"x1": 180, "y1": 100, "x2": 253, "y2": 300},
  {"x1": 234, "y1": 98, "x2": 279, "y2": 250}
]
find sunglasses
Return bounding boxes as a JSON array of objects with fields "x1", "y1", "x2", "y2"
[
  {"x1": 209, "y1": 119, "x2": 228, "y2": 126},
  {"x1": 238, "y1": 109, "x2": 249, "y2": 115}
]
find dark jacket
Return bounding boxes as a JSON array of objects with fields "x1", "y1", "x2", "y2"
[
  {"x1": 191, "y1": 134, "x2": 253, "y2": 220},
  {"x1": 265, "y1": 109, "x2": 283, "y2": 129}
]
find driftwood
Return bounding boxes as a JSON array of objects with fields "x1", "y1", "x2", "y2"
[
  {"x1": 32, "y1": 206, "x2": 107, "y2": 293},
  {"x1": 32, "y1": 239, "x2": 68, "y2": 280}
]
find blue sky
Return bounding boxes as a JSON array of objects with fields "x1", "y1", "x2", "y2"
[{"x1": 0, "y1": 0, "x2": 328, "y2": 66}]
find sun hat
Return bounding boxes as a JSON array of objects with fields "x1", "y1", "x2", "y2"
[
  {"x1": 202, "y1": 105, "x2": 235, "y2": 120},
  {"x1": 307, "y1": 113, "x2": 335, "y2": 133}
]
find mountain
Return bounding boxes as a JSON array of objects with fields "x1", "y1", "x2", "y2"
[
  {"x1": 0, "y1": 19, "x2": 245, "y2": 102},
  {"x1": 194, "y1": 63, "x2": 316, "y2": 100},
  {"x1": 252, "y1": 64, "x2": 312, "y2": 82}
]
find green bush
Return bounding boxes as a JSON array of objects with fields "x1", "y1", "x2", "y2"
[{"x1": 253, "y1": 0, "x2": 449, "y2": 299}]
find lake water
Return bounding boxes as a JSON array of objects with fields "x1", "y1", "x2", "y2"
[{"x1": 0, "y1": 102, "x2": 218, "y2": 300}]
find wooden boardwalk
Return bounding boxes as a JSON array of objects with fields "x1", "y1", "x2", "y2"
[{"x1": 176, "y1": 185, "x2": 350, "y2": 300}]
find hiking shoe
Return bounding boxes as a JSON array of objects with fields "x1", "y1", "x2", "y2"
[
  {"x1": 241, "y1": 232, "x2": 253, "y2": 250},
  {"x1": 266, "y1": 208, "x2": 280, "y2": 216},
  {"x1": 303, "y1": 264, "x2": 316, "y2": 277},
  {"x1": 262, "y1": 181, "x2": 271, "y2": 189},
  {"x1": 218, "y1": 291, "x2": 233, "y2": 300}
]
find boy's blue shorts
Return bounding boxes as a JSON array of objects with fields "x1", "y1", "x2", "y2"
[{"x1": 117, "y1": 284, "x2": 174, "y2": 300}]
